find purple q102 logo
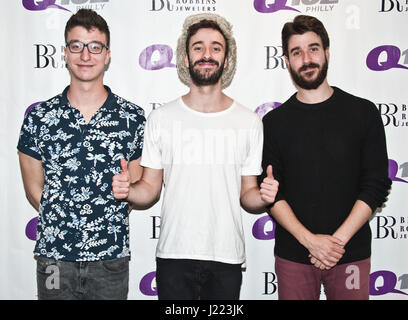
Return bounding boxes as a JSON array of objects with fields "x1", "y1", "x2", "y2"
[
  {"x1": 139, "y1": 271, "x2": 157, "y2": 296},
  {"x1": 252, "y1": 215, "x2": 276, "y2": 240},
  {"x1": 25, "y1": 217, "x2": 38, "y2": 241},
  {"x1": 388, "y1": 159, "x2": 408, "y2": 183},
  {"x1": 254, "y1": 0, "x2": 300, "y2": 13},
  {"x1": 255, "y1": 102, "x2": 281, "y2": 119},
  {"x1": 25, "y1": 101, "x2": 43, "y2": 117},
  {"x1": 139, "y1": 45, "x2": 176, "y2": 71},
  {"x1": 22, "y1": 0, "x2": 71, "y2": 12},
  {"x1": 370, "y1": 270, "x2": 408, "y2": 296},
  {"x1": 366, "y1": 45, "x2": 408, "y2": 71}
]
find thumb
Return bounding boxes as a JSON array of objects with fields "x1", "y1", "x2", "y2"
[
  {"x1": 120, "y1": 158, "x2": 128, "y2": 174},
  {"x1": 267, "y1": 165, "x2": 274, "y2": 179}
]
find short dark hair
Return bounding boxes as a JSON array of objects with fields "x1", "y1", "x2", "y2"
[
  {"x1": 281, "y1": 15, "x2": 329, "y2": 57},
  {"x1": 185, "y1": 19, "x2": 229, "y2": 56},
  {"x1": 64, "y1": 9, "x2": 110, "y2": 48}
]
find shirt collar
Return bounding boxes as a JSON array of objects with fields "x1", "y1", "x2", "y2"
[{"x1": 60, "y1": 85, "x2": 116, "y2": 111}]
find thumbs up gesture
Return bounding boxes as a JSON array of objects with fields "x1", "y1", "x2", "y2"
[
  {"x1": 260, "y1": 165, "x2": 279, "y2": 205},
  {"x1": 112, "y1": 158, "x2": 130, "y2": 200}
]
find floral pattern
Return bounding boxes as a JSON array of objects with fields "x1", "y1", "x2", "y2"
[{"x1": 18, "y1": 86, "x2": 145, "y2": 261}]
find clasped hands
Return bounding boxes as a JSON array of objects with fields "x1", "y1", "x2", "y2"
[{"x1": 306, "y1": 234, "x2": 345, "y2": 270}]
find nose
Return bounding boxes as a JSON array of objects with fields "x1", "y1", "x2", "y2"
[
  {"x1": 203, "y1": 47, "x2": 211, "y2": 60},
  {"x1": 302, "y1": 51, "x2": 312, "y2": 64},
  {"x1": 80, "y1": 46, "x2": 91, "y2": 61}
]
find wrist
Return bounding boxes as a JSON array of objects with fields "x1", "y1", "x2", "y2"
[{"x1": 298, "y1": 229, "x2": 315, "y2": 250}]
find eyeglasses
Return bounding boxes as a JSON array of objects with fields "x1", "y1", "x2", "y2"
[{"x1": 66, "y1": 41, "x2": 108, "y2": 54}]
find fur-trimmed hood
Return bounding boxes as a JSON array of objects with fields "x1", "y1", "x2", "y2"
[{"x1": 176, "y1": 13, "x2": 237, "y2": 89}]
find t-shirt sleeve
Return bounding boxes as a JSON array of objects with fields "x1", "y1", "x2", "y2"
[
  {"x1": 17, "y1": 110, "x2": 42, "y2": 160},
  {"x1": 241, "y1": 115, "x2": 263, "y2": 176},
  {"x1": 128, "y1": 111, "x2": 146, "y2": 162},
  {"x1": 140, "y1": 110, "x2": 163, "y2": 169}
]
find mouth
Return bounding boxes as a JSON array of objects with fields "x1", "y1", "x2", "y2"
[
  {"x1": 194, "y1": 59, "x2": 219, "y2": 68},
  {"x1": 299, "y1": 63, "x2": 319, "y2": 74},
  {"x1": 77, "y1": 64, "x2": 94, "y2": 69}
]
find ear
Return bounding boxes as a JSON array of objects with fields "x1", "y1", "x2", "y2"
[
  {"x1": 64, "y1": 47, "x2": 69, "y2": 68},
  {"x1": 184, "y1": 53, "x2": 190, "y2": 68},
  {"x1": 105, "y1": 49, "x2": 111, "y2": 65},
  {"x1": 284, "y1": 55, "x2": 290, "y2": 69},
  {"x1": 325, "y1": 47, "x2": 330, "y2": 62},
  {"x1": 223, "y1": 56, "x2": 228, "y2": 69}
]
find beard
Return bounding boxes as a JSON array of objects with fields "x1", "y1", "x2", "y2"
[
  {"x1": 289, "y1": 57, "x2": 328, "y2": 90},
  {"x1": 188, "y1": 56, "x2": 225, "y2": 86}
]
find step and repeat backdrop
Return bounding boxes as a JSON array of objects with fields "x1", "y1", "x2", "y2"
[{"x1": 0, "y1": 0, "x2": 407, "y2": 300}]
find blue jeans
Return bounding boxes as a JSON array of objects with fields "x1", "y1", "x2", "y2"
[
  {"x1": 156, "y1": 258, "x2": 242, "y2": 300},
  {"x1": 36, "y1": 256, "x2": 129, "y2": 300}
]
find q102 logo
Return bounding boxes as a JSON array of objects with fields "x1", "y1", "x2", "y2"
[
  {"x1": 253, "y1": 0, "x2": 339, "y2": 13},
  {"x1": 22, "y1": 0, "x2": 109, "y2": 12},
  {"x1": 139, "y1": 45, "x2": 176, "y2": 71},
  {"x1": 367, "y1": 45, "x2": 408, "y2": 71},
  {"x1": 370, "y1": 270, "x2": 408, "y2": 297}
]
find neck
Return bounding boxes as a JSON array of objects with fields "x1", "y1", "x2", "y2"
[
  {"x1": 295, "y1": 80, "x2": 333, "y2": 104},
  {"x1": 67, "y1": 80, "x2": 107, "y2": 109},
  {"x1": 182, "y1": 81, "x2": 233, "y2": 113}
]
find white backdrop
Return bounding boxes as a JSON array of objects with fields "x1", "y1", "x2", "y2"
[{"x1": 1, "y1": 0, "x2": 407, "y2": 300}]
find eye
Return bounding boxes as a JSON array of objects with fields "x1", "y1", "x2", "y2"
[
  {"x1": 70, "y1": 42, "x2": 82, "y2": 51},
  {"x1": 89, "y1": 42, "x2": 102, "y2": 51}
]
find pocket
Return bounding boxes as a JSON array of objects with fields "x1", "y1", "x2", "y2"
[
  {"x1": 36, "y1": 256, "x2": 58, "y2": 274},
  {"x1": 101, "y1": 257, "x2": 129, "y2": 274}
]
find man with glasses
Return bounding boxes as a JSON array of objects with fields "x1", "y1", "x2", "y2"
[{"x1": 17, "y1": 9, "x2": 145, "y2": 299}]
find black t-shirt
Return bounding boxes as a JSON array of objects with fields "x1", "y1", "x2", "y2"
[{"x1": 259, "y1": 87, "x2": 391, "y2": 264}]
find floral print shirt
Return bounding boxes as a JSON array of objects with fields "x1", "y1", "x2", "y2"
[{"x1": 18, "y1": 86, "x2": 145, "y2": 261}]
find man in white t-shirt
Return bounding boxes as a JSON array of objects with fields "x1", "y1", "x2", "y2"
[{"x1": 112, "y1": 13, "x2": 278, "y2": 300}]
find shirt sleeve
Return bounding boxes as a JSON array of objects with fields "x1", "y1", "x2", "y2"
[
  {"x1": 17, "y1": 109, "x2": 42, "y2": 160},
  {"x1": 241, "y1": 115, "x2": 263, "y2": 176},
  {"x1": 139, "y1": 109, "x2": 163, "y2": 169},
  {"x1": 258, "y1": 112, "x2": 286, "y2": 204},
  {"x1": 357, "y1": 101, "x2": 392, "y2": 212},
  {"x1": 128, "y1": 111, "x2": 146, "y2": 162}
]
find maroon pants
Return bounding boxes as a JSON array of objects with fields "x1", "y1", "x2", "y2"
[{"x1": 275, "y1": 255, "x2": 370, "y2": 300}]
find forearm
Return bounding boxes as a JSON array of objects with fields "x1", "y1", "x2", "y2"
[
  {"x1": 240, "y1": 187, "x2": 268, "y2": 214},
  {"x1": 333, "y1": 200, "x2": 372, "y2": 245},
  {"x1": 269, "y1": 200, "x2": 313, "y2": 248},
  {"x1": 25, "y1": 186, "x2": 43, "y2": 212},
  {"x1": 19, "y1": 152, "x2": 44, "y2": 212},
  {"x1": 127, "y1": 179, "x2": 162, "y2": 209}
]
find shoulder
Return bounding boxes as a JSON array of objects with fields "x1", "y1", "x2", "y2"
[
  {"x1": 232, "y1": 101, "x2": 263, "y2": 127},
  {"x1": 261, "y1": 100, "x2": 290, "y2": 125},
  {"x1": 334, "y1": 87, "x2": 378, "y2": 115},
  {"x1": 113, "y1": 94, "x2": 145, "y2": 118},
  {"x1": 146, "y1": 98, "x2": 181, "y2": 121},
  {"x1": 25, "y1": 92, "x2": 64, "y2": 120}
]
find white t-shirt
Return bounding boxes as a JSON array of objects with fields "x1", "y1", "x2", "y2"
[{"x1": 140, "y1": 97, "x2": 263, "y2": 264}]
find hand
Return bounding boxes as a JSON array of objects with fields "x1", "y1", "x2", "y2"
[
  {"x1": 305, "y1": 234, "x2": 345, "y2": 268},
  {"x1": 260, "y1": 165, "x2": 279, "y2": 205},
  {"x1": 309, "y1": 254, "x2": 331, "y2": 270},
  {"x1": 112, "y1": 158, "x2": 130, "y2": 200}
]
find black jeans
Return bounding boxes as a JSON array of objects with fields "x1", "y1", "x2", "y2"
[
  {"x1": 36, "y1": 256, "x2": 129, "y2": 300},
  {"x1": 156, "y1": 258, "x2": 242, "y2": 300}
]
